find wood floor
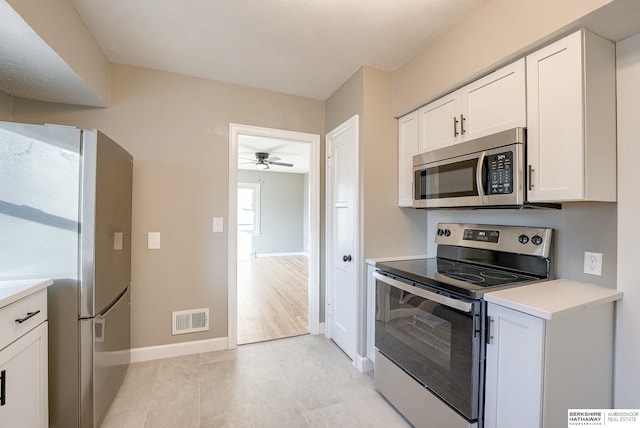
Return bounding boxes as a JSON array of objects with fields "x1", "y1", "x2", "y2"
[{"x1": 237, "y1": 255, "x2": 309, "y2": 345}]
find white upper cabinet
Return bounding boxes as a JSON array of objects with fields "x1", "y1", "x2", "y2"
[
  {"x1": 462, "y1": 59, "x2": 526, "y2": 142},
  {"x1": 417, "y1": 59, "x2": 525, "y2": 153},
  {"x1": 398, "y1": 111, "x2": 419, "y2": 207},
  {"x1": 418, "y1": 92, "x2": 460, "y2": 152},
  {"x1": 526, "y1": 29, "x2": 616, "y2": 202}
]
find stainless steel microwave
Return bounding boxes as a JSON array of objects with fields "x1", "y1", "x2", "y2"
[{"x1": 413, "y1": 128, "x2": 527, "y2": 208}]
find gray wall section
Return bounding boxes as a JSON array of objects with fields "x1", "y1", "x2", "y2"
[
  {"x1": 425, "y1": 202, "x2": 617, "y2": 288},
  {"x1": 238, "y1": 169, "x2": 306, "y2": 255}
]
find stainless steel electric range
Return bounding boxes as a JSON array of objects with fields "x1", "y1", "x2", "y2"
[{"x1": 373, "y1": 223, "x2": 554, "y2": 428}]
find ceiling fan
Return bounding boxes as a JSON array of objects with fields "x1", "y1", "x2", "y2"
[{"x1": 241, "y1": 152, "x2": 293, "y2": 170}]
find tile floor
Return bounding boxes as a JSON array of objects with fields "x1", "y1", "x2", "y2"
[{"x1": 101, "y1": 334, "x2": 411, "y2": 427}]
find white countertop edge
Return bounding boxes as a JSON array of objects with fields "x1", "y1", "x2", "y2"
[
  {"x1": 0, "y1": 278, "x2": 53, "y2": 308},
  {"x1": 366, "y1": 255, "x2": 429, "y2": 266},
  {"x1": 485, "y1": 279, "x2": 623, "y2": 320}
]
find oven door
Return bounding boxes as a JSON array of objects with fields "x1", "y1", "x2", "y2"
[
  {"x1": 373, "y1": 271, "x2": 484, "y2": 422},
  {"x1": 413, "y1": 150, "x2": 487, "y2": 208}
]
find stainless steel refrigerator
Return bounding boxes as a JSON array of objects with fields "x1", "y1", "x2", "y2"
[{"x1": 0, "y1": 121, "x2": 132, "y2": 427}]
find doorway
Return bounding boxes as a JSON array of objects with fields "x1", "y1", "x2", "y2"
[{"x1": 228, "y1": 124, "x2": 320, "y2": 348}]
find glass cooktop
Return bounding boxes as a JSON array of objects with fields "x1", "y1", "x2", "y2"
[{"x1": 376, "y1": 258, "x2": 542, "y2": 298}]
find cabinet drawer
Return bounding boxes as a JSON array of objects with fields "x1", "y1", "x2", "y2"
[{"x1": 0, "y1": 289, "x2": 47, "y2": 350}]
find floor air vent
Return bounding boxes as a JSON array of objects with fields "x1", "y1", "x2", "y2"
[{"x1": 172, "y1": 308, "x2": 209, "y2": 335}]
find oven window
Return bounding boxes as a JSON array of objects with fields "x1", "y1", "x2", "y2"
[
  {"x1": 416, "y1": 158, "x2": 479, "y2": 200},
  {"x1": 375, "y1": 280, "x2": 481, "y2": 420}
]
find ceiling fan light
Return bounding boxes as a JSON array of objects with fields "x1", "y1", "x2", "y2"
[{"x1": 255, "y1": 161, "x2": 269, "y2": 170}]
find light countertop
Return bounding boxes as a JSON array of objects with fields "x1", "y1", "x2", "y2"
[
  {"x1": 0, "y1": 278, "x2": 53, "y2": 308},
  {"x1": 484, "y1": 279, "x2": 623, "y2": 320}
]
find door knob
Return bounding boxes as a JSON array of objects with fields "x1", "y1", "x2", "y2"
[{"x1": 343, "y1": 255, "x2": 352, "y2": 262}]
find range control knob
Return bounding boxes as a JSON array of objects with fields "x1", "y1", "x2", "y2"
[
  {"x1": 437, "y1": 228, "x2": 444, "y2": 236},
  {"x1": 444, "y1": 229, "x2": 451, "y2": 237},
  {"x1": 518, "y1": 234, "x2": 529, "y2": 244},
  {"x1": 531, "y1": 235, "x2": 543, "y2": 246}
]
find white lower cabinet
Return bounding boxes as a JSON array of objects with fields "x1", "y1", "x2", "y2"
[
  {"x1": 0, "y1": 322, "x2": 48, "y2": 428},
  {"x1": 484, "y1": 304, "x2": 544, "y2": 428},
  {"x1": 0, "y1": 285, "x2": 49, "y2": 428},
  {"x1": 484, "y1": 301, "x2": 615, "y2": 428}
]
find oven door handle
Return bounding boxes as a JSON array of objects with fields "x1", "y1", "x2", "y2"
[{"x1": 373, "y1": 271, "x2": 473, "y2": 313}]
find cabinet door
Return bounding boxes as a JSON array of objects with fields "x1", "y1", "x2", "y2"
[
  {"x1": 398, "y1": 111, "x2": 419, "y2": 207},
  {"x1": 526, "y1": 31, "x2": 585, "y2": 201},
  {"x1": 462, "y1": 58, "x2": 526, "y2": 141},
  {"x1": 418, "y1": 91, "x2": 461, "y2": 152},
  {"x1": 0, "y1": 322, "x2": 48, "y2": 428},
  {"x1": 484, "y1": 304, "x2": 544, "y2": 428}
]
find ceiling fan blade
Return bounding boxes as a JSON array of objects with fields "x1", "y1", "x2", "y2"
[
  {"x1": 265, "y1": 156, "x2": 281, "y2": 162},
  {"x1": 268, "y1": 161, "x2": 294, "y2": 167}
]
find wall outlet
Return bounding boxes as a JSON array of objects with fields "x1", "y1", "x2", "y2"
[{"x1": 584, "y1": 251, "x2": 603, "y2": 276}]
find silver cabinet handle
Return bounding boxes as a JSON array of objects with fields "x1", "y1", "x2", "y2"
[
  {"x1": 453, "y1": 116, "x2": 459, "y2": 137},
  {"x1": 460, "y1": 114, "x2": 466, "y2": 135},
  {"x1": 487, "y1": 316, "x2": 495, "y2": 344},
  {"x1": 373, "y1": 271, "x2": 472, "y2": 313},
  {"x1": 528, "y1": 165, "x2": 534, "y2": 190}
]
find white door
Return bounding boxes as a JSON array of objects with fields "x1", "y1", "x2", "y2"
[{"x1": 326, "y1": 115, "x2": 359, "y2": 360}]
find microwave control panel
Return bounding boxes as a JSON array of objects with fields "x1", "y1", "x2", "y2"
[{"x1": 487, "y1": 151, "x2": 513, "y2": 194}]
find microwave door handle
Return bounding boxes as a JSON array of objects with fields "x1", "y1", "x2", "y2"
[
  {"x1": 476, "y1": 151, "x2": 487, "y2": 205},
  {"x1": 373, "y1": 272, "x2": 472, "y2": 313}
]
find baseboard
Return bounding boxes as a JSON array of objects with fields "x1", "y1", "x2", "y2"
[
  {"x1": 355, "y1": 354, "x2": 374, "y2": 373},
  {"x1": 318, "y1": 322, "x2": 325, "y2": 335},
  {"x1": 130, "y1": 336, "x2": 229, "y2": 363},
  {"x1": 255, "y1": 251, "x2": 307, "y2": 258}
]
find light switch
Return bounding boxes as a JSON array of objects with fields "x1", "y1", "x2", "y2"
[
  {"x1": 113, "y1": 232, "x2": 124, "y2": 251},
  {"x1": 212, "y1": 217, "x2": 224, "y2": 233},
  {"x1": 147, "y1": 232, "x2": 161, "y2": 250}
]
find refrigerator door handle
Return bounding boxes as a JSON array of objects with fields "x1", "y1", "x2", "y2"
[{"x1": 97, "y1": 285, "x2": 129, "y2": 317}]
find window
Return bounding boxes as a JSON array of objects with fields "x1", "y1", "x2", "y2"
[{"x1": 238, "y1": 182, "x2": 260, "y2": 234}]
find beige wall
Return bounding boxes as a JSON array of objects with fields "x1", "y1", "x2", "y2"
[
  {"x1": 325, "y1": 68, "x2": 364, "y2": 132},
  {"x1": 12, "y1": 63, "x2": 324, "y2": 348},
  {"x1": 361, "y1": 67, "x2": 427, "y2": 259},
  {"x1": 392, "y1": 0, "x2": 613, "y2": 116},
  {"x1": 7, "y1": 0, "x2": 110, "y2": 106},
  {"x1": 0, "y1": 91, "x2": 11, "y2": 121}
]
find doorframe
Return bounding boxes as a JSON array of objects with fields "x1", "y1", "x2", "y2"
[
  {"x1": 228, "y1": 123, "x2": 321, "y2": 348},
  {"x1": 324, "y1": 114, "x2": 361, "y2": 362}
]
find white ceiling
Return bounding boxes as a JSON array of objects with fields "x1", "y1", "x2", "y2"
[
  {"x1": 0, "y1": 0, "x2": 491, "y2": 106},
  {"x1": 68, "y1": 0, "x2": 490, "y2": 100},
  {"x1": 0, "y1": 0, "x2": 105, "y2": 106}
]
